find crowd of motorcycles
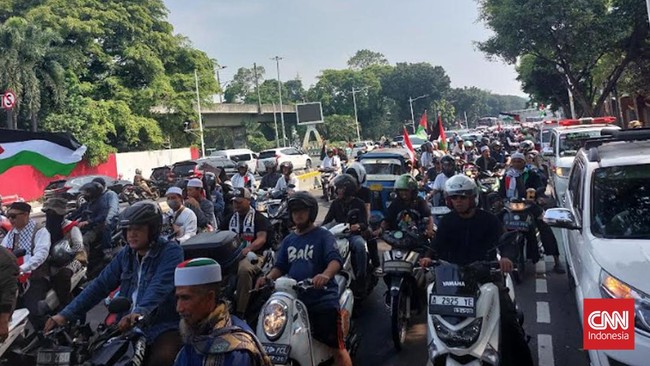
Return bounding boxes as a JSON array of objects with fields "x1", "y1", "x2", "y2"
[{"x1": 1, "y1": 131, "x2": 556, "y2": 366}]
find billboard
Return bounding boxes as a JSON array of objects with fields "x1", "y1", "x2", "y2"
[{"x1": 296, "y1": 102, "x2": 324, "y2": 125}]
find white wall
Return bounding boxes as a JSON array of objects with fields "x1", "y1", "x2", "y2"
[{"x1": 115, "y1": 148, "x2": 194, "y2": 181}]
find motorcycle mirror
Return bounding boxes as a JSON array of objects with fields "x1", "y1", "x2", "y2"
[
  {"x1": 107, "y1": 297, "x2": 132, "y2": 314},
  {"x1": 287, "y1": 184, "x2": 296, "y2": 189}
]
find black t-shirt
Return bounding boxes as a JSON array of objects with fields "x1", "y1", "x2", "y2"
[
  {"x1": 322, "y1": 197, "x2": 368, "y2": 229},
  {"x1": 384, "y1": 197, "x2": 431, "y2": 231},
  {"x1": 220, "y1": 210, "x2": 272, "y2": 253},
  {"x1": 355, "y1": 187, "x2": 371, "y2": 205},
  {"x1": 433, "y1": 209, "x2": 508, "y2": 266},
  {"x1": 259, "y1": 172, "x2": 281, "y2": 190},
  {"x1": 475, "y1": 156, "x2": 498, "y2": 172}
]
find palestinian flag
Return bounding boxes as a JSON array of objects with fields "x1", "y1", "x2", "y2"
[
  {"x1": 0, "y1": 129, "x2": 87, "y2": 177},
  {"x1": 431, "y1": 113, "x2": 447, "y2": 151},
  {"x1": 415, "y1": 110, "x2": 428, "y2": 139},
  {"x1": 402, "y1": 127, "x2": 416, "y2": 163}
]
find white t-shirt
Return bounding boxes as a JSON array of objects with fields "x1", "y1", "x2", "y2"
[
  {"x1": 420, "y1": 152, "x2": 433, "y2": 169},
  {"x1": 231, "y1": 173, "x2": 256, "y2": 189},
  {"x1": 320, "y1": 156, "x2": 341, "y2": 171},
  {"x1": 172, "y1": 207, "x2": 197, "y2": 243},
  {"x1": 275, "y1": 174, "x2": 299, "y2": 191},
  {"x1": 432, "y1": 173, "x2": 450, "y2": 192}
]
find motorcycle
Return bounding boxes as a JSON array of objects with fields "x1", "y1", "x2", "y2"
[
  {"x1": 257, "y1": 188, "x2": 292, "y2": 252},
  {"x1": 256, "y1": 277, "x2": 359, "y2": 365},
  {"x1": 381, "y1": 214, "x2": 432, "y2": 351},
  {"x1": 119, "y1": 184, "x2": 160, "y2": 205},
  {"x1": 318, "y1": 167, "x2": 337, "y2": 202},
  {"x1": 425, "y1": 248, "x2": 523, "y2": 366},
  {"x1": 463, "y1": 163, "x2": 502, "y2": 214},
  {"x1": 0, "y1": 249, "x2": 30, "y2": 360}
]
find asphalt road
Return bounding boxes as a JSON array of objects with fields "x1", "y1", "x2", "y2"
[{"x1": 51, "y1": 188, "x2": 588, "y2": 366}]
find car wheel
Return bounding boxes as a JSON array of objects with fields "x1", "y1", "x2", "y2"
[{"x1": 305, "y1": 159, "x2": 312, "y2": 170}]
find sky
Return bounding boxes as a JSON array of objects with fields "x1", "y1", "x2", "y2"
[{"x1": 164, "y1": 0, "x2": 526, "y2": 97}]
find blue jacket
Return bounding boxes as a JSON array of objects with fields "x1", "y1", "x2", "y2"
[
  {"x1": 102, "y1": 190, "x2": 120, "y2": 226},
  {"x1": 173, "y1": 316, "x2": 254, "y2": 366},
  {"x1": 70, "y1": 197, "x2": 109, "y2": 229},
  {"x1": 60, "y1": 238, "x2": 184, "y2": 342}
]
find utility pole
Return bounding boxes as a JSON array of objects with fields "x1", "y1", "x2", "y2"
[
  {"x1": 193, "y1": 69, "x2": 206, "y2": 157},
  {"x1": 253, "y1": 63, "x2": 262, "y2": 113},
  {"x1": 271, "y1": 56, "x2": 287, "y2": 147},
  {"x1": 272, "y1": 102, "x2": 280, "y2": 148},
  {"x1": 215, "y1": 64, "x2": 227, "y2": 103},
  {"x1": 408, "y1": 94, "x2": 429, "y2": 133},
  {"x1": 351, "y1": 87, "x2": 368, "y2": 142}
]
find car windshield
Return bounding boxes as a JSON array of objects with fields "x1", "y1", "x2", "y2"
[
  {"x1": 591, "y1": 164, "x2": 650, "y2": 239},
  {"x1": 173, "y1": 163, "x2": 196, "y2": 175},
  {"x1": 541, "y1": 130, "x2": 551, "y2": 143},
  {"x1": 258, "y1": 151, "x2": 277, "y2": 159},
  {"x1": 559, "y1": 130, "x2": 603, "y2": 157},
  {"x1": 69, "y1": 176, "x2": 94, "y2": 187},
  {"x1": 362, "y1": 158, "x2": 403, "y2": 176}
]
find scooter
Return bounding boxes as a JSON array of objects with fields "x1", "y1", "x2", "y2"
[
  {"x1": 0, "y1": 249, "x2": 30, "y2": 360},
  {"x1": 318, "y1": 168, "x2": 337, "y2": 202},
  {"x1": 425, "y1": 233, "x2": 523, "y2": 365},
  {"x1": 256, "y1": 277, "x2": 358, "y2": 366}
]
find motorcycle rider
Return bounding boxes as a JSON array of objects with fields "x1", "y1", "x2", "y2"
[
  {"x1": 490, "y1": 140, "x2": 509, "y2": 165},
  {"x1": 259, "y1": 161, "x2": 281, "y2": 190},
  {"x1": 275, "y1": 161, "x2": 299, "y2": 191},
  {"x1": 220, "y1": 187, "x2": 272, "y2": 317},
  {"x1": 185, "y1": 178, "x2": 217, "y2": 232},
  {"x1": 165, "y1": 187, "x2": 198, "y2": 244},
  {"x1": 173, "y1": 258, "x2": 271, "y2": 366},
  {"x1": 42, "y1": 197, "x2": 87, "y2": 310},
  {"x1": 45, "y1": 201, "x2": 184, "y2": 366},
  {"x1": 255, "y1": 192, "x2": 352, "y2": 366},
  {"x1": 346, "y1": 163, "x2": 381, "y2": 274},
  {"x1": 499, "y1": 153, "x2": 565, "y2": 273},
  {"x1": 0, "y1": 243, "x2": 19, "y2": 342},
  {"x1": 419, "y1": 142, "x2": 434, "y2": 171},
  {"x1": 475, "y1": 145, "x2": 499, "y2": 173},
  {"x1": 1, "y1": 202, "x2": 51, "y2": 328},
  {"x1": 232, "y1": 162, "x2": 256, "y2": 189},
  {"x1": 92, "y1": 177, "x2": 120, "y2": 258},
  {"x1": 69, "y1": 182, "x2": 109, "y2": 251},
  {"x1": 134, "y1": 168, "x2": 155, "y2": 198},
  {"x1": 427, "y1": 155, "x2": 456, "y2": 206},
  {"x1": 418, "y1": 175, "x2": 534, "y2": 366},
  {"x1": 322, "y1": 174, "x2": 369, "y2": 288},
  {"x1": 320, "y1": 148, "x2": 342, "y2": 173},
  {"x1": 381, "y1": 174, "x2": 434, "y2": 237}
]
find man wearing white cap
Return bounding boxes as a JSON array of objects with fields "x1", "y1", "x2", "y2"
[
  {"x1": 475, "y1": 145, "x2": 498, "y2": 173},
  {"x1": 184, "y1": 178, "x2": 217, "y2": 231},
  {"x1": 173, "y1": 258, "x2": 271, "y2": 366},
  {"x1": 165, "y1": 187, "x2": 197, "y2": 243}
]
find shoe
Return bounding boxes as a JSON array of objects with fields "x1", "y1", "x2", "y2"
[{"x1": 553, "y1": 264, "x2": 566, "y2": 274}]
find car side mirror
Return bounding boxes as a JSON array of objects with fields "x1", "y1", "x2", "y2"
[{"x1": 543, "y1": 208, "x2": 581, "y2": 230}]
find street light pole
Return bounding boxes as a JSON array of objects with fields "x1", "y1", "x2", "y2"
[
  {"x1": 408, "y1": 94, "x2": 429, "y2": 133},
  {"x1": 215, "y1": 64, "x2": 227, "y2": 103},
  {"x1": 193, "y1": 69, "x2": 206, "y2": 157},
  {"x1": 271, "y1": 56, "x2": 287, "y2": 147},
  {"x1": 351, "y1": 87, "x2": 368, "y2": 142}
]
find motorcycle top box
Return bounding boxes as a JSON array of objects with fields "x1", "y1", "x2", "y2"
[{"x1": 180, "y1": 231, "x2": 243, "y2": 271}]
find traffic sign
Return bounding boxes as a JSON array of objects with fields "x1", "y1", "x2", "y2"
[{"x1": 2, "y1": 91, "x2": 16, "y2": 110}]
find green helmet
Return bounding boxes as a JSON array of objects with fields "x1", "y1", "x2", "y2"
[{"x1": 394, "y1": 174, "x2": 418, "y2": 191}]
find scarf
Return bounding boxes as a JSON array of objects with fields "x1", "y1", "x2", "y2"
[
  {"x1": 180, "y1": 302, "x2": 271, "y2": 366},
  {"x1": 229, "y1": 208, "x2": 256, "y2": 244},
  {"x1": 45, "y1": 212, "x2": 65, "y2": 244},
  {"x1": 504, "y1": 168, "x2": 520, "y2": 199},
  {"x1": 9, "y1": 220, "x2": 37, "y2": 253}
]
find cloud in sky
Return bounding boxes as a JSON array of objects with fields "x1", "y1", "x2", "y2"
[{"x1": 164, "y1": 0, "x2": 526, "y2": 97}]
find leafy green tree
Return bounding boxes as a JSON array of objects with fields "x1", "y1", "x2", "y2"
[
  {"x1": 224, "y1": 66, "x2": 265, "y2": 103},
  {"x1": 516, "y1": 54, "x2": 569, "y2": 112},
  {"x1": 284, "y1": 79, "x2": 306, "y2": 103},
  {"x1": 477, "y1": 0, "x2": 650, "y2": 116},
  {"x1": 347, "y1": 49, "x2": 389, "y2": 70},
  {"x1": 316, "y1": 114, "x2": 358, "y2": 142}
]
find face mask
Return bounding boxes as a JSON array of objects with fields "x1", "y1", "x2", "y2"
[{"x1": 167, "y1": 199, "x2": 181, "y2": 211}]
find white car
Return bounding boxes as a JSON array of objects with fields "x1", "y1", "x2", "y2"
[
  {"x1": 544, "y1": 128, "x2": 650, "y2": 366},
  {"x1": 542, "y1": 119, "x2": 619, "y2": 201},
  {"x1": 210, "y1": 148, "x2": 258, "y2": 174},
  {"x1": 256, "y1": 147, "x2": 312, "y2": 172},
  {"x1": 351, "y1": 140, "x2": 376, "y2": 159}
]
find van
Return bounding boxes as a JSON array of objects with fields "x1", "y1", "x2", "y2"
[{"x1": 210, "y1": 148, "x2": 258, "y2": 174}]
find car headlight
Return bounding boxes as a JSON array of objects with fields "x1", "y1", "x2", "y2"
[
  {"x1": 262, "y1": 299, "x2": 288, "y2": 341},
  {"x1": 555, "y1": 167, "x2": 570, "y2": 178},
  {"x1": 600, "y1": 271, "x2": 650, "y2": 333},
  {"x1": 432, "y1": 317, "x2": 483, "y2": 348}
]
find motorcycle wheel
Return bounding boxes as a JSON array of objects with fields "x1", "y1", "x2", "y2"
[
  {"x1": 514, "y1": 235, "x2": 526, "y2": 284},
  {"x1": 323, "y1": 185, "x2": 329, "y2": 202},
  {"x1": 390, "y1": 291, "x2": 408, "y2": 351}
]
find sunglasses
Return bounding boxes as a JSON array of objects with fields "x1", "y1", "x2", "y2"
[
  {"x1": 449, "y1": 195, "x2": 470, "y2": 201},
  {"x1": 6, "y1": 212, "x2": 27, "y2": 219}
]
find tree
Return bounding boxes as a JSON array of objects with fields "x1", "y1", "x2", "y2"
[
  {"x1": 224, "y1": 66, "x2": 265, "y2": 103},
  {"x1": 477, "y1": 0, "x2": 650, "y2": 116},
  {"x1": 316, "y1": 115, "x2": 358, "y2": 142},
  {"x1": 347, "y1": 49, "x2": 389, "y2": 70},
  {"x1": 516, "y1": 54, "x2": 570, "y2": 113},
  {"x1": 284, "y1": 79, "x2": 305, "y2": 103}
]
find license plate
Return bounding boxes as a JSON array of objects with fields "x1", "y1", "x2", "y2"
[
  {"x1": 429, "y1": 295, "x2": 477, "y2": 317},
  {"x1": 369, "y1": 183, "x2": 383, "y2": 191},
  {"x1": 480, "y1": 178, "x2": 496, "y2": 185},
  {"x1": 263, "y1": 343, "x2": 291, "y2": 364},
  {"x1": 505, "y1": 220, "x2": 529, "y2": 231}
]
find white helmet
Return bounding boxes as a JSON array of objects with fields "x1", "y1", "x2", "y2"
[
  {"x1": 444, "y1": 174, "x2": 479, "y2": 207},
  {"x1": 345, "y1": 162, "x2": 367, "y2": 185}
]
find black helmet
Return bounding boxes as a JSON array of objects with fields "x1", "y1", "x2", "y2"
[
  {"x1": 520, "y1": 140, "x2": 535, "y2": 153},
  {"x1": 91, "y1": 177, "x2": 107, "y2": 189},
  {"x1": 80, "y1": 182, "x2": 103, "y2": 201},
  {"x1": 264, "y1": 160, "x2": 277, "y2": 171},
  {"x1": 237, "y1": 161, "x2": 248, "y2": 170},
  {"x1": 119, "y1": 200, "x2": 163, "y2": 243},
  {"x1": 287, "y1": 191, "x2": 319, "y2": 223},
  {"x1": 333, "y1": 174, "x2": 358, "y2": 197},
  {"x1": 280, "y1": 161, "x2": 293, "y2": 174}
]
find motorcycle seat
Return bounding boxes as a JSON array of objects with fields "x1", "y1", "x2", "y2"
[{"x1": 335, "y1": 274, "x2": 348, "y2": 298}]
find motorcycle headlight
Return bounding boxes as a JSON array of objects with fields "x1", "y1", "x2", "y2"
[
  {"x1": 432, "y1": 317, "x2": 483, "y2": 348},
  {"x1": 262, "y1": 299, "x2": 288, "y2": 341},
  {"x1": 600, "y1": 271, "x2": 650, "y2": 333}
]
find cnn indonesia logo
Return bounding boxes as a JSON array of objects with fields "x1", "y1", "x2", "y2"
[{"x1": 583, "y1": 299, "x2": 635, "y2": 350}]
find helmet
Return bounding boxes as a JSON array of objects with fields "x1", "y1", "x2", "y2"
[
  {"x1": 79, "y1": 182, "x2": 103, "y2": 201},
  {"x1": 326, "y1": 148, "x2": 334, "y2": 154},
  {"x1": 237, "y1": 161, "x2": 248, "y2": 170},
  {"x1": 629, "y1": 120, "x2": 642, "y2": 129},
  {"x1": 463, "y1": 141, "x2": 474, "y2": 149},
  {"x1": 333, "y1": 174, "x2": 358, "y2": 197},
  {"x1": 520, "y1": 140, "x2": 535, "y2": 153},
  {"x1": 492, "y1": 140, "x2": 502, "y2": 148},
  {"x1": 135, "y1": 169, "x2": 142, "y2": 175},
  {"x1": 119, "y1": 200, "x2": 163, "y2": 242},
  {"x1": 287, "y1": 191, "x2": 319, "y2": 223},
  {"x1": 91, "y1": 177, "x2": 107, "y2": 189},
  {"x1": 264, "y1": 160, "x2": 277, "y2": 171},
  {"x1": 394, "y1": 174, "x2": 418, "y2": 191},
  {"x1": 346, "y1": 162, "x2": 367, "y2": 185},
  {"x1": 279, "y1": 161, "x2": 293, "y2": 174},
  {"x1": 444, "y1": 174, "x2": 478, "y2": 209},
  {"x1": 481, "y1": 137, "x2": 490, "y2": 146}
]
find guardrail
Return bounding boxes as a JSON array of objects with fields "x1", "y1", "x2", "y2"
[{"x1": 295, "y1": 170, "x2": 321, "y2": 190}]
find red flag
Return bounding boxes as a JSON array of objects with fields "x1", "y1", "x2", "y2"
[
  {"x1": 402, "y1": 127, "x2": 416, "y2": 163},
  {"x1": 438, "y1": 114, "x2": 447, "y2": 151}
]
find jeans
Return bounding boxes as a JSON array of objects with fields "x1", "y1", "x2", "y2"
[
  {"x1": 236, "y1": 257, "x2": 261, "y2": 315},
  {"x1": 21, "y1": 278, "x2": 49, "y2": 329},
  {"x1": 349, "y1": 235, "x2": 368, "y2": 281}
]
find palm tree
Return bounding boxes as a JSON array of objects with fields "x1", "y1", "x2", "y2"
[{"x1": 0, "y1": 17, "x2": 65, "y2": 130}]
